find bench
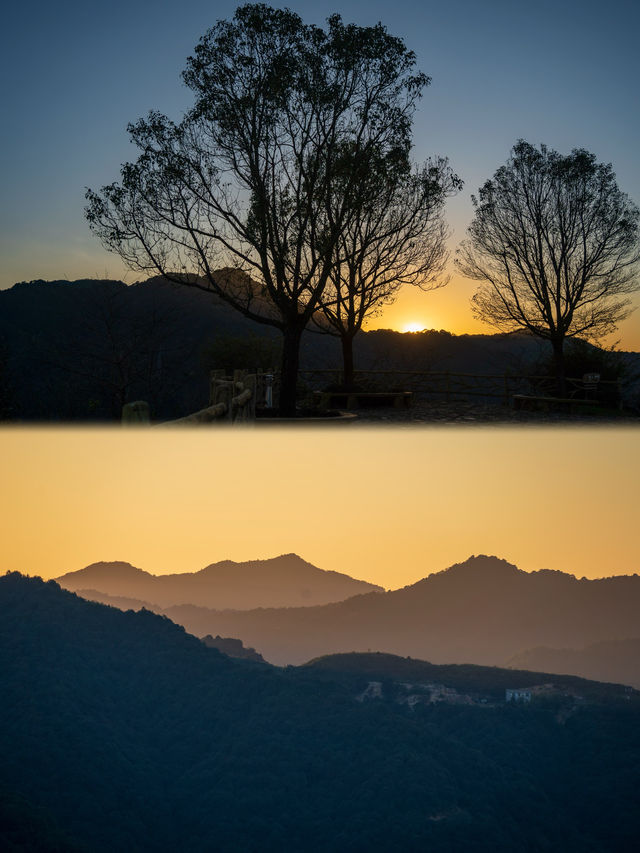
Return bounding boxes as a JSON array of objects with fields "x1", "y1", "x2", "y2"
[
  {"x1": 512, "y1": 394, "x2": 602, "y2": 413},
  {"x1": 313, "y1": 390, "x2": 413, "y2": 411}
]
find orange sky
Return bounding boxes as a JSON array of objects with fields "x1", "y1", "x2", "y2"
[
  {"x1": 364, "y1": 270, "x2": 640, "y2": 353},
  {"x1": 1, "y1": 426, "x2": 638, "y2": 588}
]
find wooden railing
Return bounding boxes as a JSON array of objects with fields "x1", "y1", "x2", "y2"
[
  {"x1": 296, "y1": 369, "x2": 622, "y2": 405},
  {"x1": 123, "y1": 370, "x2": 257, "y2": 425}
]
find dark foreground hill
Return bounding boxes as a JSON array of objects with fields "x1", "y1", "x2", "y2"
[
  {"x1": 157, "y1": 556, "x2": 640, "y2": 675},
  {"x1": 2, "y1": 572, "x2": 640, "y2": 852},
  {"x1": 303, "y1": 651, "x2": 635, "y2": 703},
  {"x1": 56, "y1": 554, "x2": 383, "y2": 610},
  {"x1": 3, "y1": 276, "x2": 636, "y2": 421}
]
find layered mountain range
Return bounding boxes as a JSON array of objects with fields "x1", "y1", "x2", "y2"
[
  {"x1": 56, "y1": 553, "x2": 383, "y2": 610},
  {"x1": 1, "y1": 571, "x2": 639, "y2": 851},
  {"x1": 58, "y1": 554, "x2": 640, "y2": 685}
]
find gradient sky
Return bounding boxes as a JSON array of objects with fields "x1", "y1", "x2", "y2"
[
  {"x1": 1, "y1": 427, "x2": 638, "y2": 588},
  {"x1": 2, "y1": 0, "x2": 639, "y2": 347}
]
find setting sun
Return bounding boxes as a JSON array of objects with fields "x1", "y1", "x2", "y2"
[{"x1": 402, "y1": 321, "x2": 426, "y2": 333}]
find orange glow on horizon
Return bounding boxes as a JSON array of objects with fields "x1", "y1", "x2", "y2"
[
  {"x1": 0, "y1": 427, "x2": 637, "y2": 589},
  {"x1": 363, "y1": 271, "x2": 640, "y2": 350}
]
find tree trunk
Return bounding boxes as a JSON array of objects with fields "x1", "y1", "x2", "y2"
[
  {"x1": 341, "y1": 333, "x2": 356, "y2": 390},
  {"x1": 279, "y1": 323, "x2": 304, "y2": 417},
  {"x1": 552, "y1": 338, "x2": 566, "y2": 397}
]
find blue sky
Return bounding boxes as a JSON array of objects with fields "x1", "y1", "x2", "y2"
[{"x1": 2, "y1": 0, "x2": 639, "y2": 346}]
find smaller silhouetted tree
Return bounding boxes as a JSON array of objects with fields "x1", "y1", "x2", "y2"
[
  {"x1": 456, "y1": 141, "x2": 640, "y2": 394},
  {"x1": 314, "y1": 157, "x2": 461, "y2": 388}
]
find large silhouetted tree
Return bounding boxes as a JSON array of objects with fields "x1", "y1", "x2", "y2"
[
  {"x1": 456, "y1": 141, "x2": 640, "y2": 394},
  {"x1": 85, "y1": 4, "x2": 429, "y2": 415},
  {"x1": 315, "y1": 156, "x2": 461, "y2": 387}
]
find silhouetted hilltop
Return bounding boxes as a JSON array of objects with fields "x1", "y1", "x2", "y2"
[
  {"x1": 160, "y1": 556, "x2": 640, "y2": 673},
  {"x1": 2, "y1": 571, "x2": 640, "y2": 852},
  {"x1": 0, "y1": 277, "x2": 270, "y2": 420},
  {"x1": 57, "y1": 554, "x2": 383, "y2": 610},
  {"x1": 507, "y1": 638, "x2": 640, "y2": 690},
  {"x1": 4, "y1": 276, "x2": 635, "y2": 420},
  {"x1": 304, "y1": 652, "x2": 635, "y2": 703},
  {"x1": 201, "y1": 634, "x2": 265, "y2": 662}
]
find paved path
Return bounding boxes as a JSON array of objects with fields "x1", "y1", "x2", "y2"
[{"x1": 349, "y1": 397, "x2": 639, "y2": 425}]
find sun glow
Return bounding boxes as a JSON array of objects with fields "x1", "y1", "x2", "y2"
[{"x1": 402, "y1": 321, "x2": 426, "y2": 333}]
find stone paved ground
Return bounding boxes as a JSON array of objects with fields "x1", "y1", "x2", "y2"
[{"x1": 348, "y1": 396, "x2": 640, "y2": 425}]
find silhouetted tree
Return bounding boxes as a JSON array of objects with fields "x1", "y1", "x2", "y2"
[
  {"x1": 314, "y1": 157, "x2": 461, "y2": 388},
  {"x1": 85, "y1": 4, "x2": 429, "y2": 415},
  {"x1": 456, "y1": 141, "x2": 640, "y2": 394}
]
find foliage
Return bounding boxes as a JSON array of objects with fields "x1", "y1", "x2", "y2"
[
  {"x1": 532, "y1": 338, "x2": 626, "y2": 382},
  {"x1": 202, "y1": 333, "x2": 282, "y2": 376},
  {"x1": 85, "y1": 4, "x2": 430, "y2": 415},
  {"x1": 529, "y1": 338, "x2": 629, "y2": 406}
]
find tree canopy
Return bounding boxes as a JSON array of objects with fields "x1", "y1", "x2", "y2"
[
  {"x1": 86, "y1": 3, "x2": 431, "y2": 414},
  {"x1": 456, "y1": 140, "x2": 640, "y2": 392}
]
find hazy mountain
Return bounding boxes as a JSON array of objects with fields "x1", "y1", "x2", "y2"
[
  {"x1": 73, "y1": 587, "x2": 157, "y2": 611},
  {"x1": 507, "y1": 638, "x2": 640, "y2": 690},
  {"x1": 159, "y1": 556, "x2": 640, "y2": 672},
  {"x1": 56, "y1": 554, "x2": 384, "y2": 610},
  {"x1": 2, "y1": 572, "x2": 639, "y2": 852}
]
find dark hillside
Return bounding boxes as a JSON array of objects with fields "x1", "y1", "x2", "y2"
[
  {"x1": 2, "y1": 572, "x2": 640, "y2": 851},
  {"x1": 3, "y1": 277, "x2": 636, "y2": 420},
  {"x1": 302, "y1": 651, "x2": 636, "y2": 703},
  {"x1": 0, "y1": 278, "x2": 268, "y2": 420}
]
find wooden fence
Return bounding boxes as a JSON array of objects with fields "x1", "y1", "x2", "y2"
[
  {"x1": 295, "y1": 369, "x2": 622, "y2": 405},
  {"x1": 122, "y1": 368, "x2": 622, "y2": 423},
  {"x1": 123, "y1": 370, "x2": 257, "y2": 425}
]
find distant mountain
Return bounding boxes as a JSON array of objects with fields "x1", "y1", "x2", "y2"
[
  {"x1": 507, "y1": 638, "x2": 640, "y2": 689},
  {"x1": 159, "y1": 556, "x2": 640, "y2": 673},
  {"x1": 73, "y1": 587, "x2": 157, "y2": 611},
  {"x1": 56, "y1": 554, "x2": 384, "y2": 610},
  {"x1": 3, "y1": 276, "x2": 635, "y2": 420},
  {"x1": 201, "y1": 634, "x2": 265, "y2": 663},
  {"x1": 2, "y1": 572, "x2": 640, "y2": 852}
]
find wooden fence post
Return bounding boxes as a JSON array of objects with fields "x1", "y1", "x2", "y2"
[
  {"x1": 209, "y1": 370, "x2": 226, "y2": 405},
  {"x1": 212, "y1": 380, "x2": 233, "y2": 421},
  {"x1": 122, "y1": 401, "x2": 150, "y2": 424}
]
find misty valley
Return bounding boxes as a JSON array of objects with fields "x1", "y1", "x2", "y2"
[{"x1": 2, "y1": 556, "x2": 640, "y2": 851}]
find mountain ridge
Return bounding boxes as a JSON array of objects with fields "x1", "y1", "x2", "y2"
[
  {"x1": 147, "y1": 555, "x2": 640, "y2": 674},
  {"x1": 56, "y1": 553, "x2": 384, "y2": 610}
]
